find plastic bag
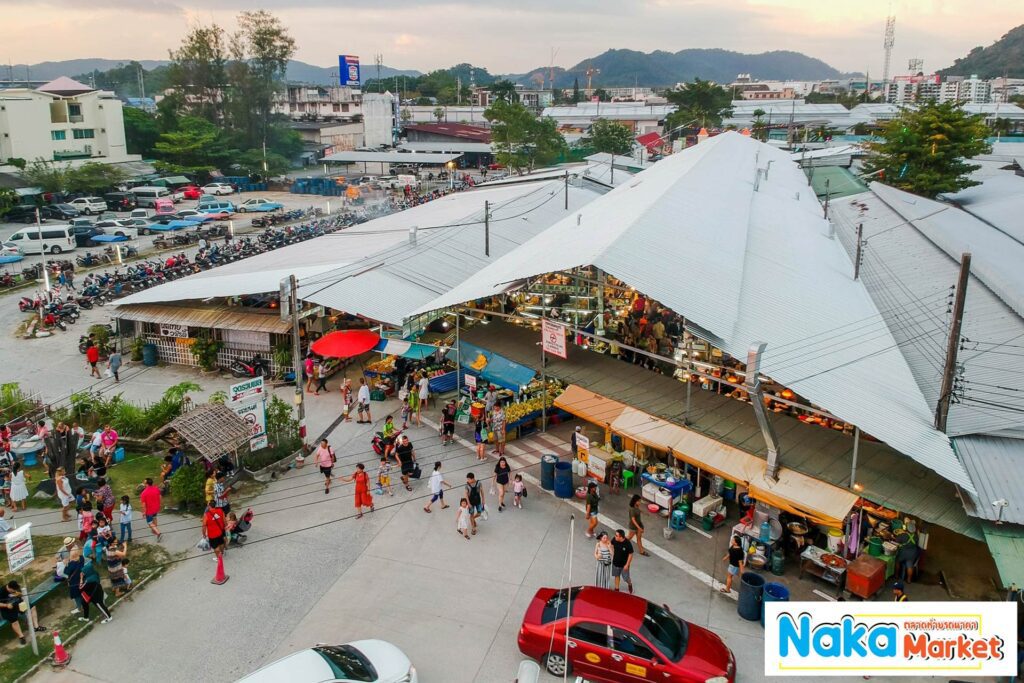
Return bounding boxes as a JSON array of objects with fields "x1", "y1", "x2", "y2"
[
  {"x1": 481, "y1": 506, "x2": 489, "y2": 521},
  {"x1": 104, "y1": 368, "x2": 113, "y2": 378},
  {"x1": 196, "y1": 537, "x2": 210, "y2": 551}
]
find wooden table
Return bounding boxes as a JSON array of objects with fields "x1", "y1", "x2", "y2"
[{"x1": 799, "y1": 545, "x2": 847, "y2": 597}]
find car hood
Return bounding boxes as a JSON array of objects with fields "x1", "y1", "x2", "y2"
[
  {"x1": 682, "y1": 622, "x2": 733, "y2": 679},
  {"x1": 349, "y1": 640, "x2": 412, "y2": 681},
  {"x1": 235, "y1": 649, "x2": 334, "y2": 683}
]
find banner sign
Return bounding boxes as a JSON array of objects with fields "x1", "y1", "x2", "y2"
[
  {"x1": 159, "y1": 324, "x2": 188, "y2": 338},
  {"x1": 465, "y1": 373, "x2": 477, "y2": 389},
  {"x1": 575, "y1": 433, "x2": 590, "y2": 463},
  {"x1": 340, "y1": 55, "x2": 361, "y2": 87},
  {"x1": 230, "y1": 398, "x2": 267, "y2": 452},
  {"x1": 764, "y1": 602, "x2": 1017, "y2": 677},
  {"x1": 541, "y1": 318, "x2": 567, "y2": 359},
  {"x1": 229, "y1": 376, "x2": 265, "y2": 403},
  {"x1": 5, "y1": 523, "x2": 34, "y2": 573}
]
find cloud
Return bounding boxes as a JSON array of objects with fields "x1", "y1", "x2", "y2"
[{"x1": 0, "y1": 0, "x2": 182, "y2": 13}]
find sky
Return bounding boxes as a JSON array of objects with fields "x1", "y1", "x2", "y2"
[{"x1": 4, "y1": 0, "x2": 1022, "y2": 77}]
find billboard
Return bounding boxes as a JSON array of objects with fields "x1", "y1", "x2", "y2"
[{"x1": 340, "y1": 55, "x2": 361, "y2": 88}]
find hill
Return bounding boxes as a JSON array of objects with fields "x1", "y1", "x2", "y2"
[
  {"x1": 939, "y1": 25, "x2": 1024, "y2": 78},
  {"x1": 505, "y1": 48, "x2": 843, "y2": 87}
]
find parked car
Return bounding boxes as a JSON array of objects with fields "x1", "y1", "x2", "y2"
[
  {"x1": 518, "y1": 586, "x2": 735, "y2": 683},
  {"x1": 1, "y1": 242, "x2": 23, "y2": 257},
  {"x1": 41, "y1": 204, "x2": 81, "y2": 220},
  {"x1": 173, "y1": 210, "x2": 216, "y2": 223},
  {"x1": 236, "y1": 641, "x2": 416, "y2": 683},
  {"x1": 67, "y1": 196, "x2": 108, "y2": 215},
  {"x1": 3, "y1": 204, "x2": 43, "y2": 224},
  {"x1": 104, "y1": 192, "x2": 137, "y2": 212},
  {"x1": 93, "y1": 219, "x2": 141, "y2": 239},
  {"x1": 196, "y1": 209, "x2": 231, "y2": 220},
  {"x1": 197, "y1": 199, "x2": 235, "y2": 213},
  {"x1": 179, "y1": 185, "x2": 202, "y2": 200},
  {"x1": 7, "y1": 225, "x2": 77, "y2": 254},
  {"x1": 202, "y1": 183, "x2": 234, "y2": 196},
  {"x1": 129, "y1": 208, "x2": 151, "y2": 220},
  {"x1": 237, "y1": 198, "x2": 284, "y2": 213}
]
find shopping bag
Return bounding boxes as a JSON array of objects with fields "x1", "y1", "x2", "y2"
[
  {"x1": 196, "y1": 537, "x2": 211, "y2": 551},
  {"x1": 489, "y1": 481, "x2": 497, "y2": 496},
  {"x1": 481, "y1": 506, "x2": 489, "y2": 521},
  {"x1": 104, "y1": 368, "x2": 113, "y2": 378}
]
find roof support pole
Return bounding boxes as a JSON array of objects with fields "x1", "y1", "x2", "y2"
[
  {"x1": 935, "y1": 252, "x2": 971, "y2": 432},
  {"x1": 745, "y1": 342, "x2": 782, "y2": 481},
  {"x1": 853, "y1": 223, "x2": 864, "y2": 280},
  {"x1": 289, "y1": 275, "x2": 307, "y2": 451},
  {"x1": 850, "y1": 426, "x2": 860, "y2": 490}
]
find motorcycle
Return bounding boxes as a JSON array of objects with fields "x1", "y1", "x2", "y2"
[
  {"x1": 371, "y1": 428, "x2": 403, "y2": 457},
  {"x1": 18, "y1": 295, "x2": 43, "y2": 312},
  {"x1": 227, "y1": 356, "x2": 269, "y2": 378},
  {"x1": 0, "y1": 272, "x2": 16, "y2": 287}
]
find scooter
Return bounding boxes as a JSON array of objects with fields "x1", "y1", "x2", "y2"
[
  {"x1": 18, "y1": 295, "x2": 43, "y2": 312},
  {"x1": 227, "y1": 357, "x2": 268, "y2": 378},
  {"x1": 371, "y1": 429, "x2": 402, "y2": 457}
]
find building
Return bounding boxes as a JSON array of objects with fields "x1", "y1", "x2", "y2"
[
  {"x1": 272, "y1": 84, "x2": 361, "y2": 121},
  {"x1": 725, "y1": 100, "x2": 858, "y2": 131},
  {"x1": 886, "y1": 73, "x2": 992, "y2": 104},
  {"x1": 361, "y1": 92, "x2": 397, "y2": 149},
  {"x1": 290, "y1": 121, "x2": 364, "y2": 164},
  {"x1": 399, "y1": 105, "x2": 491, "y2": 125},
  {"x1": 0, "y1": 77, "x2": 137, "y2": 167},
  {"x1": 541, "y1": 102, "x2": 676, "y2": 136},
  {"x1": 403, "y1": 122, "x2": 491, "y2": 144}
]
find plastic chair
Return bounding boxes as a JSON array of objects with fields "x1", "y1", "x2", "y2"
[{"x1": 622, "y1": 469, "x2": 635, "y2": 490}]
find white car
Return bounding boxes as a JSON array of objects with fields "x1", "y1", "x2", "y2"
[
  {"x1": 236, "y1": 641, "x2": 416, "y2": 683},
  {"x1": 2, "y1": 242, "x2": 23, "y2": 256},
  {"x1": 93, "y1": 219, "x2": 142, "y2": 239},
  {"x1": 237, "y1": 198, "x2": 284, "y2": 212},
  {"x1": 68, "y1": 196, "x2": 108, "y2": 215},
  {"x1": 203, "y1": 183, "x2": 235, "y2": 196}
]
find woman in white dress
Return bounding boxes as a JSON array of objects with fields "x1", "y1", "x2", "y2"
[
  {"x1": 55, "y1": 467, "x2": 74, "y2": 521},
  {"x1": 9, "y1": 462, "x2": 29, "y2": 510}
]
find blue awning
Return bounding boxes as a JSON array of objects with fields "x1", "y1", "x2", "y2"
[
  {"x1": 90, "y1": 234, "x2": 128, "y2": 243},
  {"x1": 449, "y1": 340, "x2": 537, "y2": 391},
  {"x1": 373, "y1": 338, "x2": 438, "y2": 360}
]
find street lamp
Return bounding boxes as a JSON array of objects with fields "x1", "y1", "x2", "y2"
[{"x1": 446, "y1": 161, "x2": 456, "y2": 190}]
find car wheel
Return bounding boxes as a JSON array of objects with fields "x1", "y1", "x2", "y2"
[
  {"x1": 83, "y1": 208, "x2": 92, "y2": 215},
  {"x1": 115, "y1": 232, "x2": 125, "y2": 237},
  {"x1": 50, "y1": 246, "x2": 62, "y2": 254},
  {"x1": 238, "y1": 207, "x2": 246, "y2": 212},
  {"x1": 140, "y1": 228, "x2": 148, "y2": 236},
  {"x1": 544, "y1": 654, "x2": 570, "y2": 677}
]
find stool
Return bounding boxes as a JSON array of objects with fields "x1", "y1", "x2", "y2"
[
  {"x1": 621, "y1": 469, "x2": 635, "y2": 490},
  {"x1": 671, "y1": 509, "x2": 687, "y2": 531}
]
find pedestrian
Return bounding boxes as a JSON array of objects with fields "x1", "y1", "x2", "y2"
[
  {"x1": 356, "y1": 377, "x2": 372, "y2": 423},
  {"x1": 611, "y1": 529, "x2": 635, "y2": 593},
  {"x1": 483, "y1": 384, "x2": 497, "y2": 415},
  {"x1": 340, "y1": 378, "x2": 353, "y2": 422},
  {"x1": 204, "y1": 470, "x2": 216, "y2": 507},
  {"x1": 456, "y1": 498, "x2": 471, "y2": 540},
  {"x1": 493, "y1": 456, "x2": 511, "y2": 512},
  {"x1": 65, "y1": 268, "x2": 75, "y2": 291},
  {"x1": 393, "y1": 435, "x2": 417, "y2": 491},
  {"x1": 464, "y1": 472, "x2": 485, "y2": 534},
  {"x1": 202, "y1": 501, "x2": 227, "y2": 561},
  {"x1": 78, "y1": 555, "x2": 113, "y2": 623},
  {"x1": 626, "y1": 494, "x2": 650, "y2": 556},
  {"x1": 118, "y1": 495, "x2": 133, "y2": 542},
  {"x1": 490, "y1": 403, "x2": 506, "y2": 456},
  {"x1": 344, "y1": 463, "x2": 374, "y2": 518},
  {"x1": 585, "y1": 482, "x2": 600, "y2": 538},
  {"x1": 424, "y1": 461, "x2": 449, "y2": 513},
  {"x1": 65, "y1": 547, "x2": 84, "y2": 614},
  {"x1": 86, "y1": 341, "x2": 101, "y2": 378},
  {"x1": 314, "y1": 359, "x2": 329, "y2": 394},
  {"x1": 77, "y1": 500, "x2": 94, "y2": 541},
  {"x1": 417, "y1": 372, "x2": 430, "y2": 419},
  {"x1": 105, "y1": 540, "x2": 130, "y2": 597},
  {"x1": 377, "y1": 456, "x2": 393, "y2": 496},
  {"x1": 407, "y1": 374, "x2": 420, "y2": 424},
  {"x1": 594, "y1": 532, "x2": 613, "y2": 589},
  {"x1": 721, "y1": 535, "x2": 744, "y2": 593},
  {"x1": 380, "y1": 415, "x2": 398, "y2": 459},
  {"x1": 304, "y1": 355, "x2": 315, "y2": 393},
  {"x1": 139, "y1": 477, "x2": 163, "y2": 542},
  {"x1": 0, "y1": 580, "x2": 46, "y2": 644},
  {"x1": 473, "y1": 414, "x2": 486, "y2": 460},
  {"x1": 892, "y1": 581, "x2": 909, "y2": 602},
  {"x1": 440, "y1": 400, "x2": 456, "y2": 445},
  {"x1": 314, "y1": 438, "x2": 335, "y2": 494},
  {"x1": 9, "y1": 462, "x2": 28, "y2": 511},
  {"x1": 512, "y1": 473, "x2": 526, "y2": 509},
  {"x1": 213, "y1": 471, "x2": 232, "y2": 513},
  {"x1": 55, "y1": 466, "x2": 74, "y2": 521},
  {"x1": 95, "y1": 476, "x2": 115, "y2": 521},
  {"x1": 107, "y1": 349, "x2": 122, "y2": 382},
  {"x1": 571, "y1": 426, "x2": 582, "y2": 458},
  {"x1": 308, "y1": 360, "x2": 320, "y2": 394}
]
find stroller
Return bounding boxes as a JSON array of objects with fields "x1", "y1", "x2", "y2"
[{"x1": 228, "y1": 508, "x2": 254, "y2": 545}]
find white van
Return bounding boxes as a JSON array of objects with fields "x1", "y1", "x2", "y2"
[
  {"x1": 7, "y1": 225, "x2": 76, "y2": 254},
  {"x1": 131, "y1": 186, "x2": 173, "y2": 208}
]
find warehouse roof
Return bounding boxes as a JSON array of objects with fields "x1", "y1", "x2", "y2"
[{"x1": 321, "y1": 150, "x2": 461, "y2": 164}]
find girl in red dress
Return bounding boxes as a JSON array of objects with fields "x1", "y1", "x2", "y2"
[{"x1": 346, "y1": 463, "x2": 375, "y2": 518}]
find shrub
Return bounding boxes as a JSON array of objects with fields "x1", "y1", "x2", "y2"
[
  {"x1": 130, "y1": 336, "x2": 146, "y2": 362},
  {"x1": 170, "y1": 462, "x2": 207, "y2": 511},
  {"x1": 189, "y1": 335, "x2": 222, "y2": 371}
]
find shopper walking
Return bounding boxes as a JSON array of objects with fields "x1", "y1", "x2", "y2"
[
  {"x1": 213, "y1": 471, "x2": 232, "y2": 514},
  {"x1": 611, "y1": 529, "x2": 635, "y2": 593},
  {"x1": 304, "y1": 355, "x2": 315, "y2": 393},
  {"x1": 78, "y1": 556, "x2": 112, "y2": 623},
  {"x1": 356, "y1": 378, "x2": 372, "y2": 423},
  {"x1": 65, "y1": 547, "x2": 84, "y2": 614},
  {"x1": 493, "y1": 456, "x2": 511, "y2": 512},
  {"x1": 416, "y1": 373, "x2": 429, "y2": 425},
  {"x1": 85, "y1": 341, "x2": 101, "y2": 379},
  {"x1": 440, "y1": 400, "x2": 456, "y2": 445},
  {"x1": 393, "y1": 435, "x2": 417, "y2": 491},
  {"x1": 585, "y1": 482, "x2": 600, "y2": 538},
  {"x1": 107, "y1": 349, "x2": 122, "y2": 383},
  {"x1": 203, "y1": 501, "x2": 228, "y2": 561},
  {"x1": 512, "y1": 474, "x2": 526, "y2": 509},
  {"x1": 721, "y1": 535, "x2": 744, "y2": 593},
  {"x1": 474, "y1": 414, "x2": 486, "y2": 460},
  {"x1": 345, "y1": 463, "x2": 374, "y2": 518},
  {"x1": 55, "y1": 467, "x2": 74, "y2": 521},
  {"x1": 490, "y1": 403, "x2": 506, "y2": 456},
  {"x1": 407, "y1": 374, "x2": 421, "y2": 425},
  {"x1": 594, "y1": 532, "x2": 613, "y2": 589},
  {"x1": 314, "y1": 438, "x2": 335, "y2": 494},
  {"x1": 455, "y1": 498, "x2": 471, "y2": 540},
  {"x1": 139, "y1": 477, "x2": 162, "y2": 542},
  {"x1": 464, "y1": 473, "x2": 485, "y2": 535},
  {"x1": 340, "y1": 378, "x2": 353, "y2": 422},
  {"x1": 626, "y1": 495, "x2": 650, "y2": 555},
  {"x1": 9, "y1": 462, "x2": 28, "y2": 511},
  {"x1": 118, "y1": 495, "x2": 133, "y2": 542},
  {"x1": 424, "y1": 461, "x2": 449, "y2": 513}
]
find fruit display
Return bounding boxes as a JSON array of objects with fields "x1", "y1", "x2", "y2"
[
  {"x1": 504, "y1": 383, "x2": 563, "y2": 423},
  {"x1": 366, "y1": 356, "x2": 396, "y2": 374}
]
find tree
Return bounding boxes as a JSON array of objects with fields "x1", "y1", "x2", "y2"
[
  {"x1": 400, "y1": 108, "x2": 412, "y2": 123},
  {"x1": 751, "y1": 108, "x2": 767, "y2": 141},
  {"x1": 593, "y1": 88, "x2": 610, "y2": 102},
  {"x1": 864, "y1": 101, "x2": 992, "y2": 198},
  {"x1": 433, "y1": 107, "x2": 445, "y2": 122},
  {"x1": 584, "y1": 119, "x2": 634, "y2": 155},
  {"x1": 227, "y1": 11, "x2": 296, "y2": 149},
  {"x1": 0, "y1": 188, "x2": 17, "y2": 216},
  {"x1": 21, "y1": 160, "x2": 71, "y2": 194},
  {"x1": 6, "y1": 158, "x2": 26, "y2": 170},
  {"x1": 153, "y1": 116, "x2": 229, "y2": 174},
  {"x1": 489, "y1": 80, "x2": 519, "y2": 103},
  {"x1": 485, "y1": 100, "x2": 566, "y2": 174},
  {"x1": 989, "y1": 117, "x2": 1014, "y2": 136},
  {"x1": 665, "y1": 78, "x2": 733, "y2": 129},
  {"x1": 572, "y1": 78, "x2": 580, "y2": 104},
  {"x1": 66, "y1": 163, "x2": 129, "y2": 193},
  {"x1": 123, "y1": 107, "x2": 161, "y2": 156},
  {"x1": 165, "y1": 24, "x2": 228, "y2": 123}
]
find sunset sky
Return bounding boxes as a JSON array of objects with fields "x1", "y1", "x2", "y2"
[{"x1": 4, "y1": 0, "x2": 1020, "y2": 76}]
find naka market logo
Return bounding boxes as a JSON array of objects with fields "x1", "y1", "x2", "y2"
[{"x1": 764, "y1": 602, "x2": 1017, "y2": 677}]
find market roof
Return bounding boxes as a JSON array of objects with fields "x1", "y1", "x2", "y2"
[
  {"x1": 981, "y1": 522, "x2": 1024, "y2": 589},
  {"x1": 398, "y1": 141, "x2": 493, "y2": 154},
  {"x1": 321, "y1": 150, "x2": 462, "y2": 164},
  {"x1": 148, "y1": 403, "x2": 252, "y2": 460},
  {"x1": 943, "y1": 173, "x2": 1024, "y2": 241},
  {"x1": 113, "y1": 303, "x2": 291, "y2": 334},
  {"x1": 957, "y1": 435, "x2": 1024, "y2": 525},
  {"x1": 414, "y1": 131, "x2": 974, "y2": 493},
  {"x1": 403, "y1": 123, "x2": 491, "y2": 142}
]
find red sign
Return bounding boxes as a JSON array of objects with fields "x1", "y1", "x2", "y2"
[{"x1": 541, "y1": 318, "x2": 567, "y2": 359}]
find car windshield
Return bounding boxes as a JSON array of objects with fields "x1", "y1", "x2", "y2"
[
  {"x1": 540, "y1": 587, "x2": 583, "y2": 624},
  {"x1": 639, "y1": 603, "x2": 689, "y2": 662},
  {"x1": 313, "y1": 645, "x2": 376, "y2": 682}
]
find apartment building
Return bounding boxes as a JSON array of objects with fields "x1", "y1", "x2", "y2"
[
  {"x1": 272, "y1": 84, "x2": 361, "y2": 121},
  {"x1": 886, "y1": 74, "x2": 991, "y2": 104}
]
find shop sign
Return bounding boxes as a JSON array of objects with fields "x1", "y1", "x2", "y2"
[
  {"x1": 575, "y1": 433, "x2": 590, "y2": 463},
  {"x1": 339, "y1": 55, "x2": 361, "y2": 87},
  {"x1": 588, "y1": 452, "x2": 606, "y2": 483},
  {"x1": 249, "y1": 433, "x2": 269, "y2": 451},
  {"x1": 160, "y1": 324, "x2": 189, "y2": 338},
  {"x1": 230, "y1": 376, "x2": 265, "y2": 403},
  {"x1": 5, "y1": 523, "x2": 34, "y2": 572},
  {"x1": 230, "y1": 398, "x2": 267, "y2": 451},
  {"x1": 764, "y1": 601, "x2": 1017, "y2": 677},
  {"x1": 541, "y1": 318, "x2": 567, "y2": 359},
  {"x1": 465, "y1": 373, "x2": 477, "y2": 389}
]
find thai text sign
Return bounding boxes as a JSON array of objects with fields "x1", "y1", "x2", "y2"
[{"x1": 541, "y1": 318, "x2": 567, "y2": 359}]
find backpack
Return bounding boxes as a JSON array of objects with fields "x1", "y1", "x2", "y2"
[{"x1": 467, "y1": 482, "x2": 481, "y2": 506}]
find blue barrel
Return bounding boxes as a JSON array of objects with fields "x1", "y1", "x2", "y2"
[
  {"x1": 142, "y1": 342, "x2": 158, "y2": 367},
  {"x1": 761, "y1": 582, "x2": 790, "y2": 626},
  {"x1": 541, "y1": 455, "x2": 558, "y2": 491},
  {"x1": 737, "y1": 571, "x2": 765, "y2": 621},
  {"x1": 553, "y1": 461, "x2": 574, "y2": 499}
]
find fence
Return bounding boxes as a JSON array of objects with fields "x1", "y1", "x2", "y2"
[{"x1": 140, "y1": 335, "x2": 292, "y2": 376}]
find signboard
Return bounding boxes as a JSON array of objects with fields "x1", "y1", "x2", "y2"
[
  {"x1": 249, "y1": 433, "x2": 269, "y2": 451},
  {"x1": 575, "y1": 433, "x2": 590, "y2": 463},
  {"x1": 339, "y1": 55, "x2": 361, "y2": 87},
  {"x1": 541, "y1": 318, "x2": 567, "y2": 359},
  {"x1": 229, "y1": 376, "x2": 265, "y2": 403},
  {"x1": 230, "y1": 398, "x2": 267, "y2": 452},
  {"x1": 588, "y1": 452, "x2": 606, "y2": 483},
  {"x1": 465, "y1": 373, "x2": 477, "y2": 389},
  {"x1": 160, "y1": 324, "x2": 189, "y2": 338},
  {"x1": 5, "y1": 522, "x2": 34, "y2": 573}
]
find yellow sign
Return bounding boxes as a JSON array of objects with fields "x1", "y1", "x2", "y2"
[
  {"x1": 584, "y1": 653, "x2": 601, "y2": 664},
  {"x1": 625, "y1": 663, "x2": 647, "y2": 676}
]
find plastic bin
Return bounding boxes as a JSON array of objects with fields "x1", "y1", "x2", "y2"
[
  {"x1": 553, "y1": 461, "x2": 574, "y2": 499},
  {"x1": 142, "y1": 342, "x2": 158, "y2": 367},
  {"x1": 761, "y1": 582, "x2": 790, "y2": 626},
  {"x1": 737, "y1": 571, "x2": 765, "y2": 621},
  {"x1": 114, "y1": 446, "x2": 125, "y2": 463},
  {"x1": 541, "y1": 455, "x2": 558, "y2": 491}
]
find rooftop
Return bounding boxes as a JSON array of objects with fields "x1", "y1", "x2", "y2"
[{"x1": 403, "y1": 123, "x2": 492, "y2": 142}]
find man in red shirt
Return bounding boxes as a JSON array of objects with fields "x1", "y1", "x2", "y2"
[
  {"x1": 202, "y1": 501, "x2": 227, "y2": 559},
  {"x1": 85, "y1": 342, "x2": 101, "y2": 379},
  {"x1": 139, "y1": 477, "x2": 162, "y2": 542}
]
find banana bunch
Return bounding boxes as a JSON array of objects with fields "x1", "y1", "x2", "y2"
[{"x1": 367, "y1": 356, "x2": 396, "y2": 374}]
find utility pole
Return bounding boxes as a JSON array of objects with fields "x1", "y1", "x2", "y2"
[
  {"x1": 564, "y1": 171, "x2": 569, "y2": 210},
  {"x1": 288, "y1": 275, "x2": 307, "y2": 450},
  {"x1": 935, "y1": 253, "x2": 971, "y2": 432},
  {"x1": 823, "y1": 178, "x2": 831, "y2": 219},
  {"x1": 853, "y1": 223, "x2": 864, "y2": 280},
  {"x1": 483, "y1": 200, "x2": 490, "y2": 257}
]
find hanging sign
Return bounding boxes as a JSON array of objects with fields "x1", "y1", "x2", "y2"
[
  {"x1": 575, "y1": 433, "x2": 590, "y2": 463},
  {"x1": 160, "y1": 324, "x2": 189, "y2": 338},
  {"x1": 5, "y1": 523, "x2": 34, "y2": 573},
  {"x1": 541, "y1": 318, "x2": 567, "y2": 359},
  {"x1": 465, "y1": 373, "x2": 477, "y2": 389}
]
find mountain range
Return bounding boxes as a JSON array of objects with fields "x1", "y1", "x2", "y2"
[{"x1": 938, "y1": 24, "x2": 1024, "y2": 79}]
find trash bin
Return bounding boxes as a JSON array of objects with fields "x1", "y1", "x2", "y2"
[
  {"x1": 142, "y1": 342, "x2": 158, "y2": 367},
  {"x1": 541, "y1": 455, "x2": 558, "y2": 491},
  {"x1": 553, "y1": 461, "x2": 574, "y2": 499},
  {"x1": 737, "y1": 571, "x2": 765, "y2": 621},
  {"x1": 770, "y1": 549, "x2": 785, "y2": 576},
  {"x1": 761, "y1": 582, "x2": 790, "y2": 626}
]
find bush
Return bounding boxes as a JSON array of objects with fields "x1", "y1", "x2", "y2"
[
  {"x1": 170, "y1": 462, "x2": 207, "y2": 511},
  {"x1": 131, "y1": 336, "x2": 145, "y2": 362},
  {"x1": 63, "y1": 381, "x2": 201, "y2": 436},
  {"x1": 189, "y1": 335, "x2": 222, "y2": 371}
]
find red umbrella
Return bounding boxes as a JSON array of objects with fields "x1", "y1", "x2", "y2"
[{"x1": 311, "y1": 329, "x2": 381, "y2": 359}]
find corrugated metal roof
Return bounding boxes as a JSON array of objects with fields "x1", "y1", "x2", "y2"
[
  {"x1": 321, "y1": 151, "x2": 461, "y2": 164},
  {"x1": 944, "y1": 174, "x2": 1024, "y2": 244},
  {"x1": 114, "y1": 304, "x2": 290, "y2": 334},
  {"x1": 399, "y1": 142, "x2": 493, "y2": 154},
  {"x1": 956, "y1": 435, "x2": 1024, "y2": 524},
  {"x1": 981, "y1": 522, "x2": 1024, "y2": 589},
  {"x1": 404, "y1": 123, "x2": 491, "y2": 142},
  {"x1": 415, "y1": 132, "x2": 974, "y2": 493}
]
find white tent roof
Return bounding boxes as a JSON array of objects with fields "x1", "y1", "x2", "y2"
[
  {"x1": 321, "y1": 151, "x2": 461, "y2": 164},
  {"x1": 413, "y1": 131, "x2": 974, "y2": 492}
]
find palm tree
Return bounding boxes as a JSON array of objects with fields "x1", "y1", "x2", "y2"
[{"x1": 489, "y1": 80, "x2": 519, "y2": 103}]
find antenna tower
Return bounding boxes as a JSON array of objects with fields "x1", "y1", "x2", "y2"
[
  {"x1": 882, "y1": 11, "x2": 896, "y2": 91},
  {"x1": 375, "y1": 53, "x2": 383, "y2": 93}
]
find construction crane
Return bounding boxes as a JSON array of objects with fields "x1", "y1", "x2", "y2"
[
  {"x1": 585, "y1": 65, "x2": 600, "y2": 97},
  {"x1": 882, "y1": 9, "x2": 896, "y2": 93}
]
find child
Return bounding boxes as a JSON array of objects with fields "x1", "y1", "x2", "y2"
[
  {"x1": 513, "y1": 474, "x2": 526, "y2": 509},
  {"x1": 97, "y1": 514, "x2": 115, "y2": 553},
  {"x1": 78, "y1": 501, "x2": 94, "y2": 541},
  {"x1": 474, "y1": 416, "x2": 485, "y2": 461},
  {"x1": 0, "y1": 468, "x2": 10, "y2": 509},
  {"x1": 456, "y1": 498, "x2": 471, "y2": 540},
  {"x1": 119, "y1": 495, "x2": 133, "y2": 542},
  {"x1": 377, "y1": 457, "x2": 393, "y2": 496},
  {"x1": 400, "y1": 400, "x2": 411, "y2": 430}
]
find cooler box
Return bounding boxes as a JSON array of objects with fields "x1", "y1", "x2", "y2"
[
  {"x1": 845, "y1": 554, "x2": 886, "y2": 599},
  {"x1": 692, "y1": 495, "x2": 723, "y2": 519},
  {"x1": 654, "y1": 488, "x2": 674, "y2": 509},
  {"x1": 641, "y1": 483, "x2": 661, "y2": 504}
]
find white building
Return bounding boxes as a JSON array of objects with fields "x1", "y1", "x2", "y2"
[
  {"x1": 272, "y1": 84, "x2": 361, "y2": 121},
  {"x1": 361, "y1": 92, "x2": 397, "y2": 149},
  {"x1": 0, "y1": 77, "x2": 137, "y2": 168},
  {"x1": 886, "y1": 74, "x2": 991, "y2": 104},
  {"x1": 541, "y1": 102, "x2": 676, "y2": 135}
]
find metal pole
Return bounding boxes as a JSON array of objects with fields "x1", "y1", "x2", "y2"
[
  {"x1": 853, "y1": 223, "x2": 864, "y2": 280},
  {"x1": 289, "y1": 275, "x2": 307, "y2": 449},
  {"x1": 850, "y1": 426, "x2": 860, "y2": 488},
  {"x1": 484, "y1": 201, "x2": 489, "y2": 257},
  {"x1": 683, "y1": 326, "x2": 693, "y2": 425},
  {"x1": 823, "y1": 178, "x2": 831, "y2": 219},
  {"x1": 564, "y1": 171, "x2": 569, "y2": 210},
  {"x1": 23, "y1": 572, "x2": 38, "y2": 654},
  {"x1": 541, "y1": 294, "x2": 548, "y2": 433},
  {"x1": 455, "y1": 310, "x2": 461, "y2": 398},
  {"x1": 563, "y1": 515, "x2": 574, "y2": 682},
  {"x1": 935, "y1": 252, "x2": 972, "y2": 432}
]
